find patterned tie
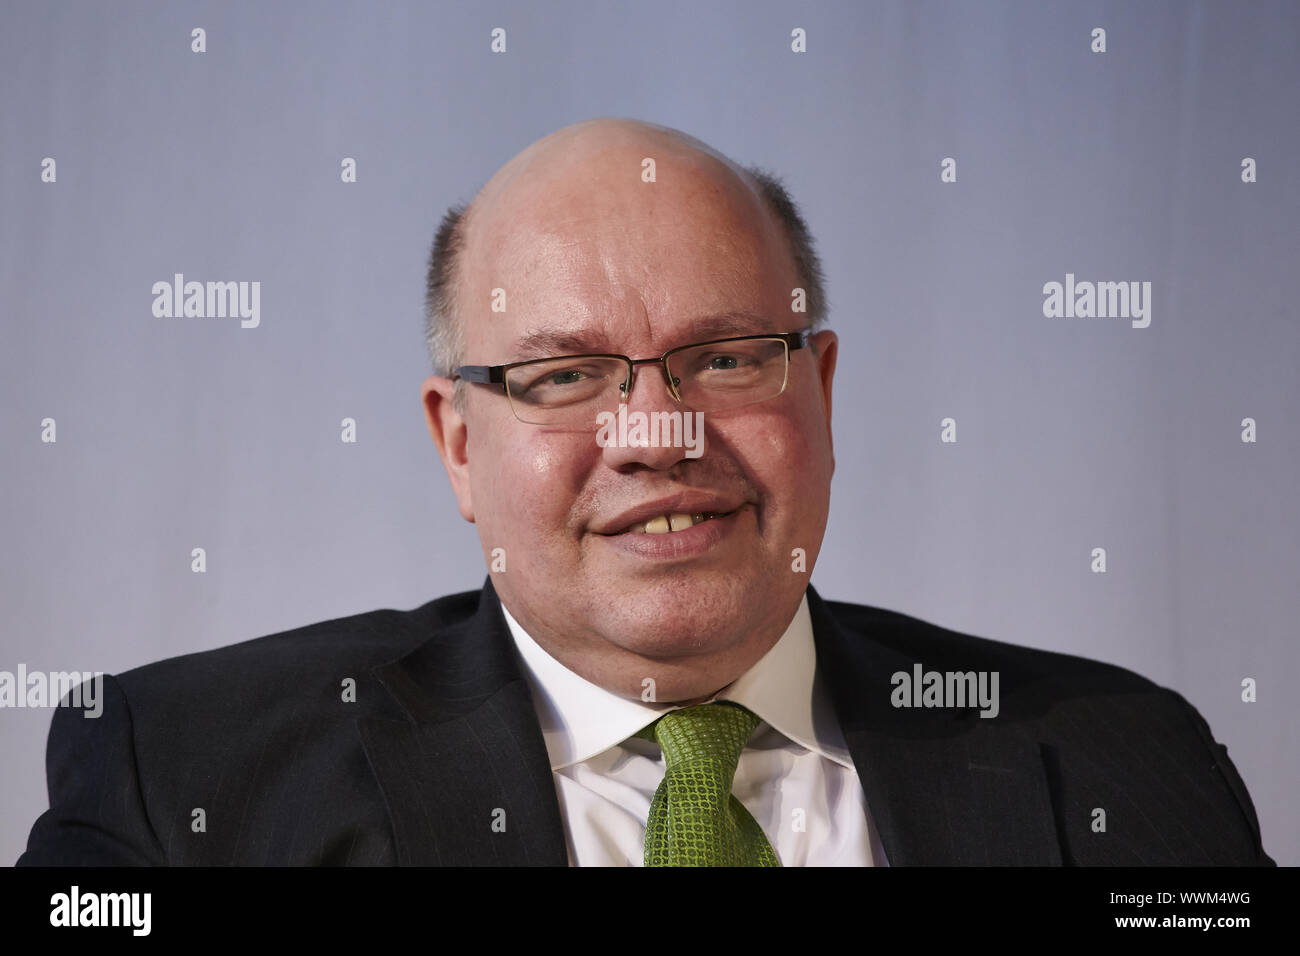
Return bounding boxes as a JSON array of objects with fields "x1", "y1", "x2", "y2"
[{"x1": 634, "y1": 701, "x2": 781, "y2": 866}]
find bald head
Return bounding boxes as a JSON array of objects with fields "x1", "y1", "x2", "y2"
[
  {"x1": 470, "y1": 118, "x2": 757, "y2": 230},
  {"x1": 424, "y1": 118, "x2": 825, "y2": 380}
]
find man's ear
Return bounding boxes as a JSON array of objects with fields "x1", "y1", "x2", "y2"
[
  {"x1": 811, "y1": 329, "x2": 837, "y2": 437},
  {"x1": 422, "y1": 376, "x2": 475, "y2": 523}
]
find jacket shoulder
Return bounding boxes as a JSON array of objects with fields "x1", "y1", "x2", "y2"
[
  {"x1": 19, "y1": 588, "x2": 487, "y2": 865},
  {"x1": 820, "y1": 597, "x2": 1273, "y2": 865}
]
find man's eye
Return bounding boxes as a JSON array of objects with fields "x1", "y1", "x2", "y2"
[
  {"x1": 514, "y1": 364, "x2": 609, "y2": 399},
  {"x1": 696, "y1": 353, "x2": 755, "y2": 372}
]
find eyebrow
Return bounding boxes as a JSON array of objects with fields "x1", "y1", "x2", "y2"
[{"x1": 510, "y1": 311, "x2": 776, "y2": 361}]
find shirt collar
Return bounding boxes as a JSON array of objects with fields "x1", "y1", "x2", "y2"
[{"x1": 500, "y1": 592, "x2": 854, "y2": 771}]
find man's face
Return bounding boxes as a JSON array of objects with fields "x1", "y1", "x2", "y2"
[{"x1": 425, "y1": 123, "x2": 838, "y2": 702}]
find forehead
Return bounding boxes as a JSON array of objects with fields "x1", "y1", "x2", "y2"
[
  {"x1": 508, "y1": 310, "x2": 779, "y2": 361},
  {"x1": 460, "y1": 143, "x2": 797, "y2": 361}
]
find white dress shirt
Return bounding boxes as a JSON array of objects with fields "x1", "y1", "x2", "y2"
[{"x1": 500, "y1": 594, "x2": 889, "y2": 866}]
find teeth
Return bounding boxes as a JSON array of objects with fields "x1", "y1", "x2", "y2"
[
  {"x1": 611, "y1": 506, "x2": 736, "y2": 536},
  {"x1": 631, "y1": 511, "x2": 724, "y2": 535}
]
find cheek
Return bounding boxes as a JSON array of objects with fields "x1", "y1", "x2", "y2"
[
  {"x1": 474, "y1": 430, "x2": 592, "y2": 538},
  {"x1": 712, "y1": 404, "x2": 833, "y2": 557},
  {"x1": 717, "y1": 407, "x2": 829, "y2": 496}
]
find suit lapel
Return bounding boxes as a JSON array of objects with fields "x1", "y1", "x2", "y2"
[
  {"x1": 807, "y1": 586, "x2": 1063, "y2": 865},
  {"x1": 357, "y1": 579, "x2": 567, "y2": 865}
]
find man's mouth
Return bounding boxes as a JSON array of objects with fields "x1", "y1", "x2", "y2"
[{"x1": 613, "y1": 510, "x2": 734, "y2": 535}]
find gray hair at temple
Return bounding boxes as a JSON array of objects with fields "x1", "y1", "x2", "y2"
[{"x1": 423, "y1": 165, "x2": 827, "y2": 412}]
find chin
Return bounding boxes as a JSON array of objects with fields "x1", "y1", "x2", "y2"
[
  {"x1": 611, "y1": 623, "x2": 745, "y2": 661},
  {"x1": 588, "y1": 573, "x2": 775, "y2": 656}
]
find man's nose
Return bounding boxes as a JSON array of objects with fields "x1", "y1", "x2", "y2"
[{"x1": 598, "y1": 363, "x2": 707, "y2": 470}]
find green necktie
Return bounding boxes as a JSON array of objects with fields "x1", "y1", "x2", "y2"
[{"x1": 634, "y1": 701, "x2": 781, "y2": 867}]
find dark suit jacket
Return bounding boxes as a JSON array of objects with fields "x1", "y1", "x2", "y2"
[{"x1": 18, "y1": 579, "x2": 1273, "y2": 866}]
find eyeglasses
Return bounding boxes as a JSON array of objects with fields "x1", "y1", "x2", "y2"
[{"x1": 451, "y1": 330, "x2": 811, "y2": 425}]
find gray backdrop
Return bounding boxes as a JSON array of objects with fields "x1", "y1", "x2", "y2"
[{"x1": 2, "y1": 0, "x2": 1296, "y2": 865}]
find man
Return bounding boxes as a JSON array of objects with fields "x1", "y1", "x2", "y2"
[{"x1": 19, "y1": 118, "x2": 1272, "y2": 866}]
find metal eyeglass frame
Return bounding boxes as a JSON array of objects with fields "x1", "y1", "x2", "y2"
[{"x1": 450, "y1": 330, "x2": 811, "y2": 414}]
